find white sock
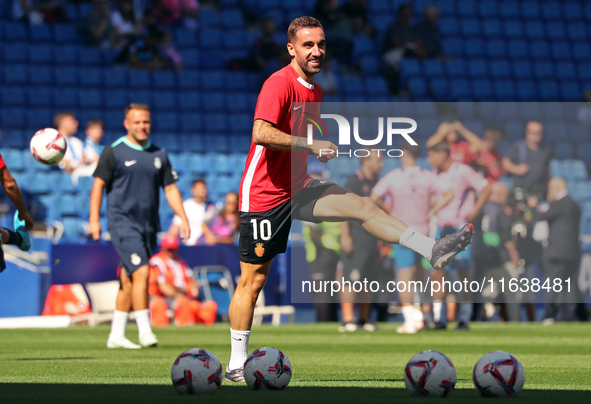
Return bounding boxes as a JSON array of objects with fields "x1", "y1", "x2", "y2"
[
  {"x1": 228, "y1": 328, "x2": 251, "y2": 370},
  {"x1": 458, "y1": 303, "x2": 472, "y2": 324},
  {"x1": 135, "y1": 309, "x2": 153, "y2": 337},
  {"x1": 109, "y1": 310, "x2": 129, "y2": 339},
  {"x1": 401, "y1": 305, "x2": 415, "y2": 326},
  {"x1": 433, "y1": 300, "x2": 443, "y2": 323},
  {"x1": 399, "y1": 227, "x2": 436, "y2": 258}
]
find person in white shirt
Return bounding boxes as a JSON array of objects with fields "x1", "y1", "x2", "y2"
[
  {"x1": 55, "y1": 112, "x2": 83, "y2": 173},
  {"x1": 169, "y1": 179, "x2": 215, "y2": 245},
  {"x1": 72, "y1": 119, "x2": 105, "y2": 184}
]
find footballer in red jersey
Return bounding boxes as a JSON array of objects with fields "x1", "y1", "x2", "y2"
[
  {"x1": 226, "y1": 17, "x2": 475, "y2": 382},
  {"x1": 0, "y1": 152, "x2": 34, "y2": 272}
]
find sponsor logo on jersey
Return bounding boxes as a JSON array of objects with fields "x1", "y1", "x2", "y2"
[
  {"x1": 154, "y1": 157, "x2": 162, "y2": 169},
  {"x1": 131, "y1": 253, "x2": 142, "y2": 266},
  {"x1": 125, "y1": 160, "x2": 137, "y2": 167}
]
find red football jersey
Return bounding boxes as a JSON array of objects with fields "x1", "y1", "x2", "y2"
[
  {"x1": 0, "y1": 153, "x2": 5, "y2": 170},
  {"x1": 240, "y1": 65, "x2": 323, "y2": 213}
]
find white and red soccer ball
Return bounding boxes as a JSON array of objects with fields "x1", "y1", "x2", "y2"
[
  {"x1": 244, "y1": 347, "x2": 292, "y2": 390},
  {"x1": 404, "y1": 350, "x2": 457, "y2": 397},
  {"x1": 171, "y1": 348, "x2": 222, "y2": 395},
  {"x1": 30, "y1": 128, "x2": 67, "y2": 165},
  {"x1": 473, "y1": 351, "x2": 525, "y2": 397}
]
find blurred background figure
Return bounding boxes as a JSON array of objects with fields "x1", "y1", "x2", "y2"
[
  {"x1": 169, "y1": 179, "x2": 216, "y2": 246},
  {"x1": 54, "y1": 112, "x2": 82, "y2": 174},
  {"x1": 413, "y1": 4, "x2": 442, "y2": 59},
  {"x1": 72, "y1": 119, "x2": 105, "y2": 184},
  {"x1": 12, "y1": 0, "x2": 68, "y2": 24},
  {"x1": 82, "y1": 0, "x2": 114, "y2": 48},
  {"x1": 149, "y1": 234, "x2": 218, "y2": 327},
  {"x1": 530, "y1": 178, "x2": 587, "y2": 323},
  {"x1": 201, "y1": 191, "x2": 240, "y2": 245}
]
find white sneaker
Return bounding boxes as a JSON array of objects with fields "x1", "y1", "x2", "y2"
[
  {"x1": 107, "y1": 336, "x2": 141, "y2": 349},
  {"x1": 139, "y1": 333, "x2": 159, "y2": 347},
  {"x1": 396, "y1": 324, "x2": 418, "y2": 334}
]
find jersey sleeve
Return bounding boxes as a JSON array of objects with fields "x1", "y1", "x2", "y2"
[
  {"x1": 254, "y1": 76, "x2": 290, "y2": 126},
  {"x1": 162, "y1": 153, "x2": 178, "y2": 187},
  {"x1": 372, "y1": 171, "x2": 394, "y2": 199},
  {"x1": 0, "y1": 154, "x2": 6, "y2": 170},
  {"x1": 93, "y1": 145, "x2": 116, "y2": 185},
  {"x1": 462, "y1": 164, "x2": 489, "y2": 193}
]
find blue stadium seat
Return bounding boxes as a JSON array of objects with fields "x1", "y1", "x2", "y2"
[
  {"x1": 1, "y1": 87, "x2": 26, "y2": 106},
  {"x1": 547, "y1": 21, "x2": 566, "y2": 40},
  {"x1": 78, "y1": 89, "x2": 103, "y2": 109},
  {"x1": 177, "y1": 70, "x2": 200, "y2": 90},
  {"x1": 423, "y1": 59, "x2": 445, "y2": 78},
  {"x1": 400, "y1": 59, "x2": 422, "y2": 81},
  {"x1": 504, "y1": 20, "x2": 523, "y2": 38},
  {"x1": 178, "y1": 91, "x2": 201, "y2": 112},
  {"x1": 103, "y1": 111, "x2": 124, "y2": 131},
  {"x1": 57, "y1": 45, "x2": 79, "y2": 65},
  {"x1": 509, "y1": 60, "x2": 531, "y2": 80},
  {"x1": 556, "y1": 62, "x2": 577, "y2": 81},
  {"x1": 538, "y1": 80, "x2": 560, "y2": 101},
  {"x1": 563, "y1": 2, "x2": 584, "y2": 21},
  {"x1": 78, "y1": 176, "x2": 94, "y2": 195},
  {"x1": 468, "y1": 59, "x2": 488, "y2": 78},
  {"x1": 365, "y1": 77, "x2": 389, "y2": 97},
  {"x1": 79, "y1": 68, "x2": 103, "y2": 87},
  {"x1": 129, "y1": 70, "x2": 151, "y2": 88},
  {"x1": 27, "y1": 87, "x2": 53, "y2": 107},
  {"x1": 202, "y1": 92, "x2": 225, "y2": 112},
  {"x1": 3, "y1": 43, "x2": 28, "y2": 63},
  {"x1": 577, "y1": 143, "x2": 591, "y2": 165},
  {"x1": 25, "y1": 109, "x2": 52, "y2": 131},
  {"x1": 78, "y1": 47, "x2": 102, "y2": 66},
  {"x1": 550, "y1": 159, "x2": 562, "y2": 177},
  {"x1": 445, "y1": 59, "x2": 467, "y2": 78},
  {"x1": 53, "y1": 24, "x2": 79, "y2": 43},
  {"x1": 341, "y1": 76, "x2": 364, "y2": 96},
  {"x1": 199, "y1": 28, "x2": 223, "y2": 49},
  {"x1": 180, "y1": 113, "x2": 203, "y2": 132},
  {"x1": 180, "y1": 49, "x2": 200, "y2": 69},
  {"x1": 223, "y1": 71, "x2": 248, "y2": 92},
  {"x1": 210, "y1": 153, "x2": 233, "y2": 174},
  {"x1": 542, "y1": 1, "x2": 562, "y2": 20},
  {"x1": 449, "y1": 79, "x2": 471, "y2": 100},
  {"x1": 174, "y1": 28, "x2": 198, "y2": 48},
  {"x1": 439, "y1": 17, "x2": 459, "y2": 37},
  {"x1": 567, "y1": 22, "x2": 588, "y2": 41},
  {"x1": 490, "y1": 60, "x2": 510, "y2": 79},
  {"x1": 516, "y1": 81, "x2": 537, "y2": 101},
  {"x1": 441, "y1": 36, "x2": 462, "y2": 57},
  {"x1": 28, "y1": 44, "x2": 53, "y2": 65},
  {"x1": 578, "y1": 62, "x2": 591, "y2": 82},
  {"x1": 1, "y1": 108, "x2": 26, "y2": 129},
  {"x1": 204, "y1": 113, "x2": 227, "y2": 133},
  {"x1": 104, "y1": 90, "x2": 128, "y2": 110},
  {"x1": 61, "y1": 217, "x2": 83, "y2": 241},
  {"x1": 227, "y1": 93, "x2": 251, "y2": 113},
  {"x1": 55, "y1": 175, "x2": 77, "y2": 194},
  {"x1": 534, "y1": 61, "x2": 554, "y2": 79},
  {"x1": 464, "y1": 38, "x2": 485, "y2": 57},
  {"x1": 494, "y1": 80, "x2": 516, "y2": 101},
  {"x1": 573, "y1": 42, "x2": 591, "y2": 62},
  {"x1": 200, "y1": 71, "x2": 224, "y2": 91},
  {"x1": 2, "y1": 22, "x2": 27, "y2": 42},
  {"x1": 545, "y1": 123, "x2": 568, "y2": 145},
  {"x1": 221, "y1": 9, "x2": 245, "y2": 29},
  {"x1": 522, "y1": 1, "x2": 541, "y2": 19},
  {"x1": 53, "y1": 88, "x2": 77, "y2": 109},
  {"x1": 103, "y1": 69, "x2": 127, "y2": 88},
  {"x1": 486, "y1": 39, "x2": 506, "y2": 58},
  {"x1": 232, "y1": 113, "x2": 253, "y2": 135},
  {"x1": 223, "y1": 29, "x2": 245, "y2": 50},
  {"x1": 407, "y1": 77, "x2": 427, "y2": 99},
  {"x1": 2, "y1": 149, "x2": 25, "y2": 172},
  {"x1": 482, "y1": 19, "x2": 502, "y2": 37},
  {"x1": 460, "y1": 18, "x2": 480, "y2": 37},
  {"x1": 204, "y1": 135, "x2": 230, "y2": 154},
  {"x1": 180, "y1": 137, "x2": 205, "y2": 154},
  {"x1": 360, "y1": 56, "x2": 380, "y2": 76},
  {"x1": 2, "y1": 133, "x2": 27, "y2": 150},
  {"x1": 519, "y1": 103, "x2": 541, "y2": 121},
  {"x1": 541, "y1": 102, "x2": 566, "y2": 122},
  {"x1": 199, "y1": 9, "x2": 220, "y2": 28},
  {"x1": 478, "y1": 1, "x2": 498, "y2": 18},
  {"x1": 29, "y1": 25, "x2": 52, "y2": 43},
  {"x1": 525, "y1": 21, "x2": 545, "y2": 40},
  {"x1": 552, "y1": 41, "x2": 572, "y2": 60},
  {"x1": 152, "y1": 91, "x2": 177, "y2": 111},
  {"x1": 530, "y1": 40, "x2": 550, "y2": 59},
  {"x1": 560, "y1": 82, "x2": 581, "y2": 101},
  {"x1": 352, "y1": 35, "x2": 376, "y2": 60},
  {"x1": 24, "y1": 172, "x2": 55, "y2": 195},
  {"x1": 55, "y1": 66, "x2": 79, "y2": 86},
  {"x1": 507, "y1": 39, "x2": 528, "y2": 59},
  {"x1": 154, "y1": 112, "x2": 179, "y2": 132},
  {"x1": 28, "y1": 66, "x2": 53, "y2": 86},
  {"x1": 564, "y1": 160, "x2": 588, "y2": 180},
  {"x1": 473, "y1": 79, "x2": 493, "y2": 101},
  {"x1": 152, "y1": 71, "x2": 177, "y2": 90}
]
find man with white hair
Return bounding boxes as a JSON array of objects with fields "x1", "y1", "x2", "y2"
[{"x1": 529, "y1": 177, "x2": 583, "y2": 322}]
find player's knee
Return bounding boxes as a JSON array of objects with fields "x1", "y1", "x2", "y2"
[
  {"x1": 357, "y1": 196, "x2": 380, "y2": 220},
  {"x1": 249, "y1": 272, "x2": 268, "y2": 296}
]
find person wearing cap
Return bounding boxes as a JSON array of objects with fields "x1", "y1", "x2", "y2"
[{"x1": 148, "y1": 234, "x2": 217, "y2": 327}]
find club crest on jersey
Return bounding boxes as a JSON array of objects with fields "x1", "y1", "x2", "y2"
[
  {"x1": 254, "y1": 243, "x2": 265, "y2": 257},
  {"x1": 154, "y1": 157, "x2": 162, "y2": 169}
]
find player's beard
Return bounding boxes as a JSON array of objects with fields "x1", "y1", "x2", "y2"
[
  {"x1": 129, "y1": 128, "x2": 150, "y2": 145},
  {"x1": 299, "y1": 55, "x2": 323, "y2": 76}
]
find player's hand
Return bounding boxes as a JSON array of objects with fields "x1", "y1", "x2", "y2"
[
  {"x1": 514, "y1": 164, "x2": 529, "y2": 176},
  {"x1": 466, "y1": 209, "x2": 478, "y2": 223},
  {"x1": 19, "y1": 211, "x2": 34, "y2": 231},
  {"x1": 310, "y1": 140, "x2": 338, "y2": 163},
  {"x1": 340, "y1": 234, "x2": 353, "y2": 255},
  {"x1": 89, "y1": 220, "x2": 101, "y2": 241},
  {"x1": 179, "y1": 221, "x2": 191, "y2": 244}
]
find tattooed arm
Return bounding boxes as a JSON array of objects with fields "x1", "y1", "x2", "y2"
[{"x1": 252, "y1": 119, "x2": 338, "y2": 163}]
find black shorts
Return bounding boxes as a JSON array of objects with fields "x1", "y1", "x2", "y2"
[
  {"x1": 342, "y1": 247, "x2": 381, "y2": 282},
  {"x1": 110, "y1": 227, "x2": 157, "y2": 276},
  {"x1": 239, "y1": 179, "x2": 335, "y2": 264}
]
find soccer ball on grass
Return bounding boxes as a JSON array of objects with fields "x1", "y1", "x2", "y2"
[
  {"x1": 244, "y1": 347, "x2": 292, "y2": 390},
  {"x1": 473, "y1": 350, "x2": 525, "y2": 397},
  {"x1": 403, "y1": 350, "x2": 456, "y2": 397},
  {"x1": 170, "y1": 348, "x2": 222, "y2": 395}
]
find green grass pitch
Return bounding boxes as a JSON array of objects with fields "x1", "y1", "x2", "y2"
[{"x1": 1, "y1": 323, "x2": 590, "y2": 403}]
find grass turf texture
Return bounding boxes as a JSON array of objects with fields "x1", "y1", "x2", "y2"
[{"x1": 1, "y1": 323, "x2": 590, "y2": 403}]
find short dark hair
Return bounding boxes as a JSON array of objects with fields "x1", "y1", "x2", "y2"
[
  {"x1": 402, "y1": 143, "x2": 420, "y2": 159},
  {"x1": 287, "y1": 16, "x2": 323, "y2": 43},
  {"x1": 428, "y1": 141, "x2": 450, "y2": 155},
  {"x1": 124, "y1": 103, "x2": 150, "y2": 117},
  {"x1": 192, "y1": 179, "x2": 206, "y2": 187},
  {"x1": 86, "y1": 119, "x2": 104, "y2": 130},
  {"x1": 53, "y1": 112, "x2": 76, "y2": 127}
]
